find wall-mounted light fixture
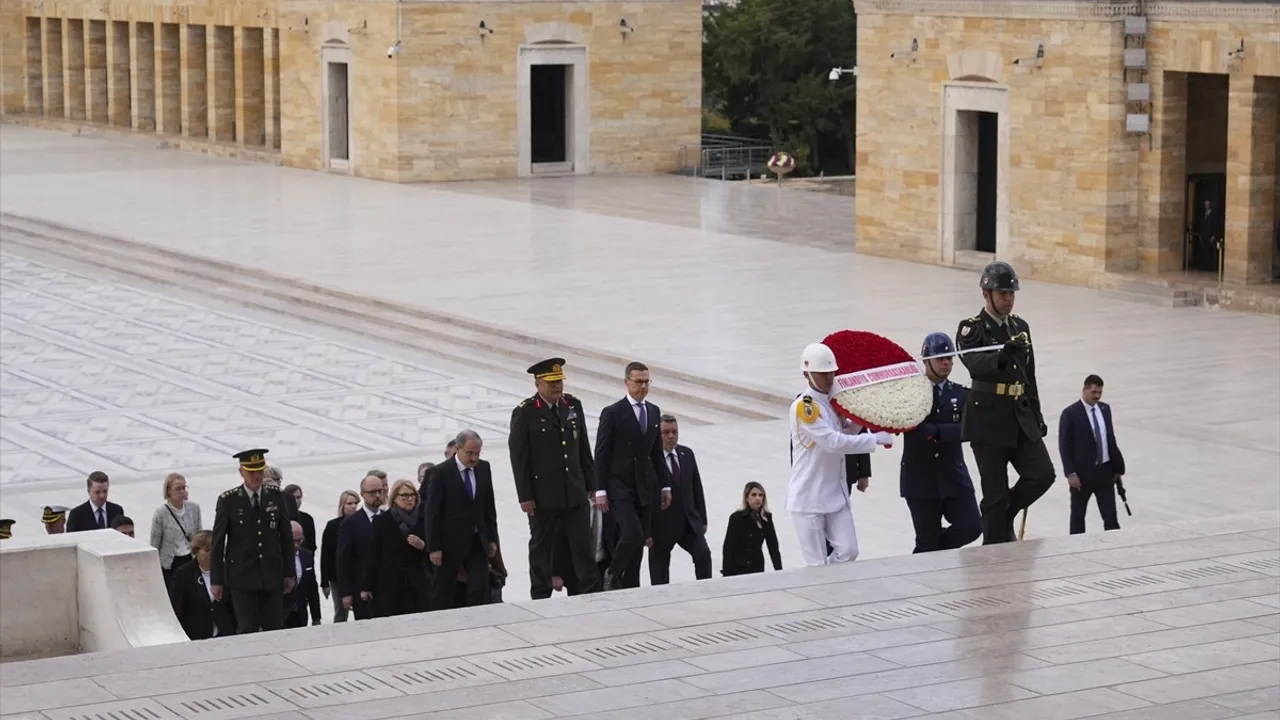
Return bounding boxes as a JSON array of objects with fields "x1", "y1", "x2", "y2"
[
  {"x1": 478, "y1": 20, "x2": 494, "y2": 37},
  {"x1": 828, "y1": 67, "x2": 857, "y2": 81},
  {"x1": 890, "y1": 38, "x2": 918, "y2": 61},
  {"x1": 1013, "y1": 43, "x2": 1044, "y2": 68},
  {"x1": 620, "y1": 18, "x2": 635, "y2": 36},
  {"x1": 1226, "y1": 38, "x2": 1245, "y2": 68},
  {"x1": 288, "y1": 16, "x2": 310, "y2": 33}
]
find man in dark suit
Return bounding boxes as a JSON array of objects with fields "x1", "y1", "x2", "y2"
[
  {"x1": 210, "y1": 449, "x2": 296, "y2": 633},
  {"x1": 65, "y1": 471, "x2": 124, "y2": 533},
  {"x1": 595, "y1": 361, "x2": 668, "y2": 589},
  {"x1": 956, "y1": 261, "x2": 1055, "y2": 544},
  {"x1": 648, "y1": 415, "x2": 712, "y2": 585},
  {"x1": 900, "y1": 332, "x2": 981, "y2": 553},
  {"x1": 509, "y1": 358, "x2": 605, "y2": 600},
  {"x1": 425, "y1": 429, "x2": 500, "y2": 610},
  {"x1": 1059, "y1": 374, "x2": 1127, "y2": 534},
  {"x1": 284, "y1": 520, "x2": 322, "y2": 627},
  {"x1": 337, "y1": 473, "x2": 384, "y2": 619}
]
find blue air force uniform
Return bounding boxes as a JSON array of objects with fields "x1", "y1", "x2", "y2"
[{"x1": 899, "y1": 334, "x2": 981, "y2": 553}]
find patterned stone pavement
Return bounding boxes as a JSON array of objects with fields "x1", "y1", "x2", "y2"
[{"x1": 0, "y1": 253, "x2": 536, "y2": 488}]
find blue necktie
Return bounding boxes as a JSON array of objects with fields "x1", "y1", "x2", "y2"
[
  {"x1": 1090, "y1": 406, "x2": 1104, "y2": 464},
  {"x1": 96, "y1": 508, "x2": 105, "y2": 528},
  {"x1": 464, "y1": 468, "x2": 475, "y2": 499},
  {"x1": 637, "y1": 402, "x2": 647, "y2": 430}
]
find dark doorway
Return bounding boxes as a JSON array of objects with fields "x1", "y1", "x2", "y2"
[
  {"x1": 1183, "y1": 73, "x2": 1229, "y2": 273},
  {"x1": 975, "y1": 111, "x2": 999, "y2": 254},
  {"x1": 530, "y1": 64, "x2": 569, "y2": 165},
  {"x1": 326, "y1": 61, "x2": 349, "y2": 163}
]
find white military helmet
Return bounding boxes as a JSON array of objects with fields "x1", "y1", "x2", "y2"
[{"x1": 800, "y1": 342, "x2": 838, "y2": 373}]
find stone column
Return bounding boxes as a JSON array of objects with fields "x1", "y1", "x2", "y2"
[
  {"x1": 131, "y1": 22, "x2": 155, "y2": 131},
  {"x1": 86, "y1": 20, "x2": 107, "y2": 123},
  {"x1": 25, "y1": 18, "x2": 43, "y2": 114},
  {"x1": 1224, "y1": 75, "x2": 1279, "y2": 284},
  {"x1": 107, "y1": 21, "x2": 131, "y2": 127},
  {"x1": 208, "y1": 25, "x2": 236, "y2": 142},
  {"x1": 264, "y1": 28, "x2": 279, "y2": 150},
  {"x1": 181, "y1": 24, "x2": 207, "y2": 137},
  {"x1": 1151, "y1": 72, "x2": 1188, "y2": 273},
  {"x1": 235, "y1": 26, "x2": 265, "y2": 146},
  {"x1": 62, "y1": 19, "x2": 83, "y2": 120},
  {"x1": 156, "y1": 23, "x2": 181, "y2": 134},
  {"x1": 42, "y1": 18, "x2": 64, "y2": 117}
]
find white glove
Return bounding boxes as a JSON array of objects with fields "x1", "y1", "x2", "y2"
[{"x1": 874, "y1": 431, "x2": 895, "y2": 447}]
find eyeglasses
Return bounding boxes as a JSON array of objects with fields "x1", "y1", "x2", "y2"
[{"x1": 394, "y1": 493, "x2": 417, "y2": 500}]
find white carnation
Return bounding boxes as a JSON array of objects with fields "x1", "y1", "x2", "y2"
[{"x1": 832, "y1": 374, "x2": 933, "y2": 431}]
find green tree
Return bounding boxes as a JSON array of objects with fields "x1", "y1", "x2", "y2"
[{"x1": 703, "y1": 0, "x2": 857, "y2": 175}]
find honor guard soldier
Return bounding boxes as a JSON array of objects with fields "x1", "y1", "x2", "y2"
[
  {"x1": 211, "y1": 448, "x2": 296, "y2": 633},
  {"x1": 955, "y1": 262, "x2": 1056, "y2": 544},
  {"x1": 0, "y1": 518, "x2": 14, "y2": 540},
  {"x1": 43, "y1": 505, "x2": 69, "y2": 534},
  {"x1": 509, "y1": 358, "x2": 606, "y2": 599},
  {"x1": 900, "y1": 333, "x2": 981, "y2": 553}
]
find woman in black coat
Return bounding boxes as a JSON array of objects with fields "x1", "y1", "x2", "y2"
[
  {"x1": 361, "y1": 480, "x2": 430, "y2": 617},
  {"x1": 321, "y1": 490, "x2": 360, "y2": 623},
  {"x1": 721, "y1": 482, "x2": 783, "y2": 577},
  {"x1": 169, "y1": 530, "x2": 238, "y2": 639}
]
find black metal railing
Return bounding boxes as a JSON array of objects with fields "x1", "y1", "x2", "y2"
[{"x1": 677, "y1": 134, "x2": 773, "y2": 180}]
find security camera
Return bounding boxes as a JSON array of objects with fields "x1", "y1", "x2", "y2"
[{"x1": 387, "y1": 42, "x2": 401, "y2": 58}]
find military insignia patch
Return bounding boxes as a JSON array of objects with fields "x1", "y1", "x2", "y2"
[
  {"x1": 960, "y1": 325, "x2": 971, "y2": 337},
  {"x1": 797, "y1": 396, "x2": 820, "y2": 424}
]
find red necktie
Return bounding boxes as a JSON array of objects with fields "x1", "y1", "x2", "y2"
[{"x1": 668, "y1": 453, "x2": 681, "y2": 485}]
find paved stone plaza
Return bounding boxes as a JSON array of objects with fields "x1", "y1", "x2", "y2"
[
  {"x1": 1, "y1": 512, "x2": 1278, "y2": 719},
  {"x1": 0, "y1": 125, "x2": 1279, "y2": 716}
]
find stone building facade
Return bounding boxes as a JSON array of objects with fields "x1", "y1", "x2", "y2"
[
  {"x1": 0, "y1": 0, "x2": 702, "y2": 182},
  {"x1": 852, "y1": 0, "x2": 1279, "y2": 289}
]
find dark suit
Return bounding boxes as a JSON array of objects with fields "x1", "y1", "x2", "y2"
[
  {"x1": 649, "y1": 445, "x2": 713, "y2": 585},
  {"x1": 319, "y1": 516, "x2": 347, "y2": 622},
  {"x1": 509, "y1": 392, "x2": 601, "y2": 599},
  {"x1": 361, "y1": 510, "x2": 430, "y2": 617},
  {"x1": 1059, "y1": 400, "x2": 1127, "y2": 534},
  {"x1": 297, "y1": 511, "x2": 317, "y2": 553},
  {"x1": 169, "y1": 561, "x2": 237, "y2": 640},
  {"x1": 425, "y1": 459, "x2": 500, "y2": 610},
  {"x1": 956, "y1": 309, "x2": 1056, "y2": 544},
  {"x1": 210, "y1": 485, "x2": 294, "y2": 633},
  {"x1": 899, "y1": 380, "x2": 981, "y2": 552},
  {"x1": 336, "y1": 508, "x2": 377, "y2": 619},
  {"x1": 595, "y1": 397, "x2": 664, "y2": 589},
  {"x1": 65, "y1": 500, "x2": 124, "y2": 533},
  {"x1": 721, "y1": 509, "x2": 782, "y2": 576},
  {"x1": 284, "y1": 548, "x2": 322, "y2": 628}
]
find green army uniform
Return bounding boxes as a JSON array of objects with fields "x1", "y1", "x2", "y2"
[
  {"x1": 508, "y1": 358, "x2": 602, "y2": 599},
  {"x1": 0, "y1": 518, "x2": 13, "y2": 540},
  {"x1": 956, "y1": 262, "x2": 1056, "y2": 545},
  {"x1": 211, "y1": 449, "x2": 295, "y2": 633}
]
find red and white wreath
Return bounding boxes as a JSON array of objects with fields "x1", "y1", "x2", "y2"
[{"x1": 822, "y1": 330, "x2": 933, "y2": 433}]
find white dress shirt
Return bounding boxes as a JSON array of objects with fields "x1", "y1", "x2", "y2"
[
  {"x1": 787, "y1": 388, "x2": 880, "y2": 514},
  {"x1": 363, "y1": 505, "x2": 380, "y2": 522},
  {"x1": 1082, "y1": 400, "x2": 1110, "y2": 464}
]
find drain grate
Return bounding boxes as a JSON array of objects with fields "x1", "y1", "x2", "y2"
[
  {"x1": 675, "y1": 627, "x2": 761, "y2": 648},
  {"x1": 469, "y1": 648, "x2": 600, "y2": 680},
  {"x1": 1088, "y1": 574, "x2": 1169, "y2": 592},
  {"x1": 263, "y1": 672, "x2": 402, "y2": 709},
  {"x1": 45, "y1": 700, "x2": 179, "y2": 720},
  {"x1": 578, "y1": 640, "x2": 671, "y2": 662},
  {"x1": 364, "y1": 660, "x2": 499, "y2": 695},
  {"x1": 765, "y1": 616, "x2": 853, "y2": 636},
  {"x1": 845, "y1": 604, "x2": 937, "y2": 629},
  {"x1": 1165, "y1": 564, "x2": 1241, "y2": 581},
  {"x1": 932, "y1": 595, "x2": 1014, "y2": 612},
  {"x1": 1242, "y1": 556, "x2": 1280, "y2": 572},
  {"x1": 156, "y1": 685, "x2": 297, "y2": 720}
]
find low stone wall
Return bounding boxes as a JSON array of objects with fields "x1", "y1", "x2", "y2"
[{"x1": 0, "y1": 530, "x2": 188, "y2": 661}]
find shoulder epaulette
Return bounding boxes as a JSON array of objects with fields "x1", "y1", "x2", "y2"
[
  {"x1": 563, "y1": 393, "x2": 578, "y2": 403},
  {"x1": 518, "y1": 398, "x2": 531, "y2": 408},
  {"x1": 220, "y1": 487, "x2": 239, "y2": 499}
]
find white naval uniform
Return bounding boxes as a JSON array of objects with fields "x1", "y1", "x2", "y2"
[{"x1": 787, "y1": 389, "x2": 881, "y2": 566}]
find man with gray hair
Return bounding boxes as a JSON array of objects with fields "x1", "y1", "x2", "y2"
[
  {"x1": 263, "y1": 465, "x2": 299, "y2": 521},
  {"x1": 425, "y1": 429, "x2": 500, "y2": 609}
]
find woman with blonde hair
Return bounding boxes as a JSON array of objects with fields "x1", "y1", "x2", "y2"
[
  {"x1": 721, "y1": 482, "x2": 783, "y2": 577},
  {"x1": 150, "y1": 472, "x2": 203, "y2": 588},
  {"x1": 320, "y1": 490, "x2": 360, "y2": 622},
  {"x1": 169, "y1": 530, "x2": 236, "y2": 639},
  {"x1": 362, "y1": 479, "x2": 430, "y2": 617}
]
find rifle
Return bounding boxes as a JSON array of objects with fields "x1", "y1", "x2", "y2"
[{"x1": 1116, "y1": 477, "x2": 1132, "y2": 516}]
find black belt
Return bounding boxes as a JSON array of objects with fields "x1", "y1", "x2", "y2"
[{"x1": 971, "y1": 381, "x2": 1025, "y2": 397}]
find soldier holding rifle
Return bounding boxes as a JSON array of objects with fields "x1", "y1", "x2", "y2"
[{"x1": 955, "y1": 261, "x2": 1055, "y2": 545}]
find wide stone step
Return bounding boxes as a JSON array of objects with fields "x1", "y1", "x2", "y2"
[{"x1": 1, "y1": 213, "x2": 789, "y2": 426}]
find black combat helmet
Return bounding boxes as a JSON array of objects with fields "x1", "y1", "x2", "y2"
[{"x1": 979, "y1": 261, "x2": 1020, "y2": 292}]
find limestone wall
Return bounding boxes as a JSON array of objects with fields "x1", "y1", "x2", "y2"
[{"x1": 853, "y1": 0, "x2": 1280, "y2": 287}]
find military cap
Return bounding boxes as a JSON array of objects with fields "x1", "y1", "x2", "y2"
[
  {"x1": 527, "y1": 358, "x2": 567, "y2": 382},
  {"x1": 0, "y1": 518, "x2": 14, "y2": 540},
  {"x1": 42, "y1": 505, "x2": 69, "y2": 524},
  {"x1": 233, "y1": 448, "x2": 270, "y2": 472}
]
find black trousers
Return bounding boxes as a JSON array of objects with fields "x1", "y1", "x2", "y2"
[
  {"x1": 648, "y1": 527, "x2": 713, "y2": 586},
  {"x1": 529, "y1": 505, "x2": 600, "y2": 599},
  {"x1": 1069, "y1": 463, "x2": 1120, "y2": 535},
  {"x1": 230, "y1": 587, "x2": 284, "y2": 633},
  {"x1": 430, "y1": 536, "x2": 491, "y2": 610},
  {"x1": 607, "y1": 498, "x2": 650, "y2": 589},
  {"x1": 563, "y1": 559, "x2": 611, "y2": 596},
  {"x1": 971, "y1": 431, "x2": 1056, "y2": 545},
  {"x1": 906, "y1": 495, "x2": 982, "y2": 553}
]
